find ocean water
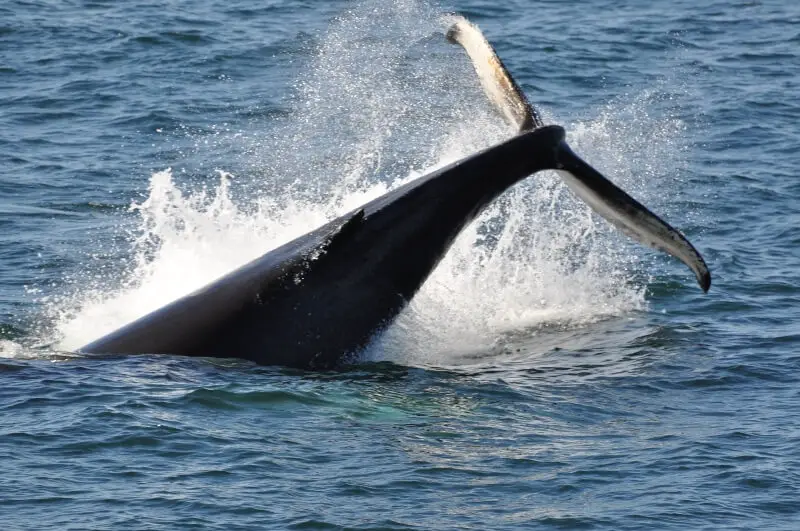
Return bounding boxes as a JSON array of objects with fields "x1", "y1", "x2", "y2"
[{"x1": 2, "y1": 0, "x2": 799, "y2": 528}]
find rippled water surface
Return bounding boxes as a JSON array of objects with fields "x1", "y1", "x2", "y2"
[{"x1": 2, "y1": 0, "x2": 799, "y2": 529}]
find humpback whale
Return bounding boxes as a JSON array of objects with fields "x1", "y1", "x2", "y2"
[{"x1": 80, "y1": 17, "x2": 710, "y2": 369}]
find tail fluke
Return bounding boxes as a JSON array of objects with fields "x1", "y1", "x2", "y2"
[
  {"x1": 553, "y1": 144, "x2": 711, "y2": 292},
  {"x1": 446, "y1": 14, "x2": 711, "y2": 292},
  {"x1": 446, "y1": 15, "x2": 542, "y2": 130}
]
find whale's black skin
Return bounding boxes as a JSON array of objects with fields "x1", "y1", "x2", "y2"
[
  {"x1": 81, "y1": 123, "x2": 708, "y2": 368},
  {"x1": 81, "y1": 126, "x2": 572, "y2": 368}
]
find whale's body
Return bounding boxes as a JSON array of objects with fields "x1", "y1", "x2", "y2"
[
  {"x1": 80, "y1": 18, "x2": 709, "y2": 368},
  {"x1": 80, "y1": 127, "x2": 562, "y2": 367}
]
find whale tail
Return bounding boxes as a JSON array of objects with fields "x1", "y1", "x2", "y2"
[{"x1": 446, "y1": 14, "x2": 710, "y2": 292}]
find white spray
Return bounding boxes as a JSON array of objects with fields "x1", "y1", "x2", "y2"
[{"x1": 37, "y1": 1, "x2": 687, "y2": 366}]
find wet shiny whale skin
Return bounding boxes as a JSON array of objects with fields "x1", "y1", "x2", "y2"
[{"x1": 81, "y1": 126, "x2": 569, "y2": 368}]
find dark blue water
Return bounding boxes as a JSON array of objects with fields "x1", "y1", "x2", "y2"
[{"x1": 2, "y1": 0, "x2": 799, "y2": 529}]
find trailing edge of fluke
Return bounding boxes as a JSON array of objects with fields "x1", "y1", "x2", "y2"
[{"x1": 78, "y1": 16, "x2": 710, "y2": 369}]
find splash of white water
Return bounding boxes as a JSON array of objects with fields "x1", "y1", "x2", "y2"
[{"x1": 47, "y1": 0, "x2": 687, "y2": 366}]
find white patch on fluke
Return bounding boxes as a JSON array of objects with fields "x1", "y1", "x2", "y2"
[{"x1": 444, "y1": 14, "x2": 537, "y2": 129}]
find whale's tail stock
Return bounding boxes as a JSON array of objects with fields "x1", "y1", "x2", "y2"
[{"x1": 446, "y1": 15, "x2": 710, "y2": 292}]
